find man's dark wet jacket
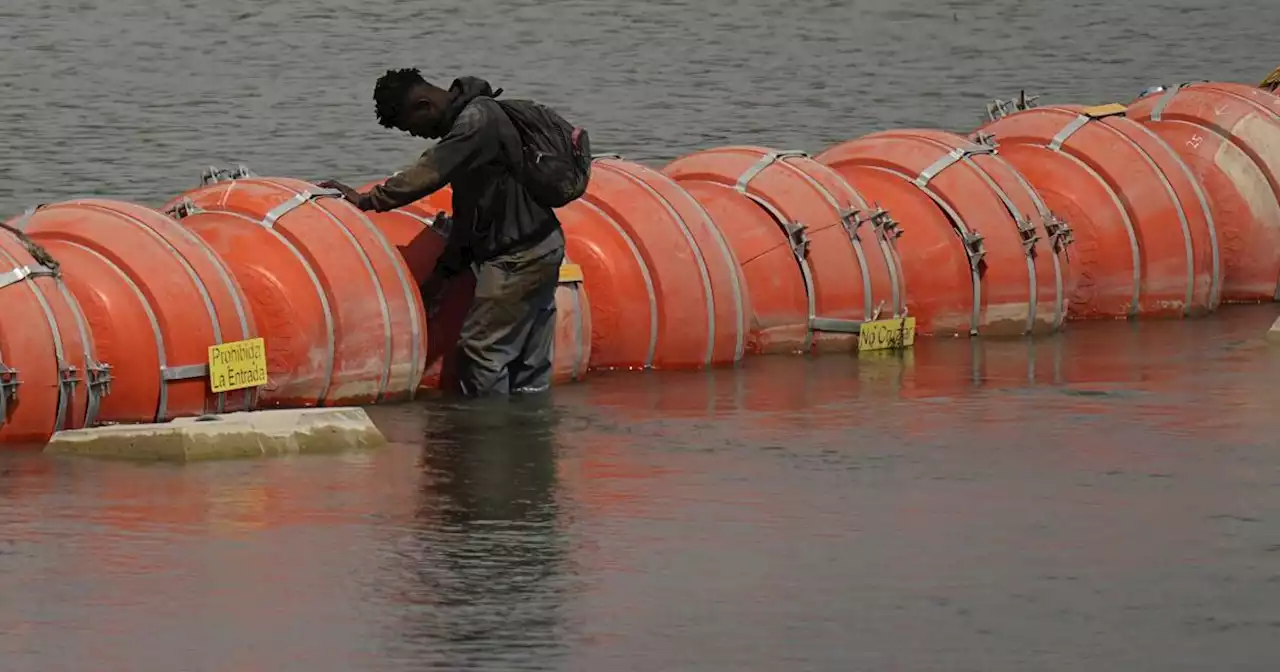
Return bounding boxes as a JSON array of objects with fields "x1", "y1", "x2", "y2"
[{"x1": 358, "y1": 77, "x2": 561, "y2": 278}]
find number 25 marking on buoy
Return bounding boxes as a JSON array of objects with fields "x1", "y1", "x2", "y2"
[{"x1": 1187, "y1": 134, "x2": 1203, "y2": 150}]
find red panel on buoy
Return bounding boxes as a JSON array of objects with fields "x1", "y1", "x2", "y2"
[
  {"x1": 0, "y1": 225, "x2": 102, "y2": 447},
  {"x1": 563, "y1": 157, "x2": 740, "y2": 369},
  {"x1": 1128, "y1": 82, "x2": 1280, "y2": 301},
  {"x1": 665, "y1": 146, "x2": 906, "y2": 352},
  {"x1": 979, "y1": 105, "x2": 1219, "y2": 318},
  {"x1": 13, "y1": 199, "x2": 256, "y2": 424},
  {"x1": 817, "y1": 130, "x2": 1059, "y2": 336},
  {"x1": 164, "y1": 177, "x2": 425, "y2": 407}
]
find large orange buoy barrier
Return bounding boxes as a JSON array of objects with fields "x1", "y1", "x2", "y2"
[
  {"x1": 816, "y1": 130, "x2": 1065, "y2": 336},
  {"x1": 0, "y1": 225, "x2": 106, "y2": 447},
  {"x1": 978, "y1": 104, "x2": 1220, "y2": 318},
  {"x1": 1127, "y1": 82, "x2": 1280, "y2": 302},
  {"x1": 8, "y1": 78, "x2": 1280, "y2": 450},
  {"x1": 663, "y1": 146, "x2": 907, "y2": 352},
  {"x1": 561, "y1": 156, "x2": 746, "y2": 369},
  {"x1": 164, "y1": 171, "x2": 425, "y2": 407},
  {"x1": 8, "y1": 199, "x2": 255, "y2": 423}
]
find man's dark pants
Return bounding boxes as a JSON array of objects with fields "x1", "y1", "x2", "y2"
[{"x1": 454, "y1": 228, "x2": 565, "y2": 397}]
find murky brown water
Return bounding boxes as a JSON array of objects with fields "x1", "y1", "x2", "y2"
[
  {"x1": 2, "y1": 306, "x2": 1280, "y2": 670},
  {"x1": 5, "y1": 0, "x2": 1280, "y2": 669}
]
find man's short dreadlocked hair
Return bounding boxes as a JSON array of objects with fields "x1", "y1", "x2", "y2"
[{"x1": 373, "y1": 67, "x2": 428, "y2": 128}]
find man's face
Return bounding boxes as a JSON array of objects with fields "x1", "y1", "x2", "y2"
[{"x1": 397, "y1": 86, "x2": 447, "y2": 139}]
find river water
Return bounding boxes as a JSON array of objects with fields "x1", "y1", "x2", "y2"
[{"x1": 4, "y1": 0, "x2": 1280, "y2": 669}]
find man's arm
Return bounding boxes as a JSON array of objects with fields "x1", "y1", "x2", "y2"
[{"x1": 358, "y1": 104, "x2": 501, "y2": 212}]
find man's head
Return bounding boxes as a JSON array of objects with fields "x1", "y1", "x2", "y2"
[{"x1": 373, "y1": 68, "x2": 453, "y2": 138}]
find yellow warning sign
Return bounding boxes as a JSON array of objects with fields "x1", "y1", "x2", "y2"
[
  {"x1": 858, "y1": 317, "x2": 917, "y2": 353},
  {"x1": 208, "y1": 337, "x2": 268, "y2": 393},
  {"x1": 559, "y1": 263, "x2": 584, "y2": 283},
  {"x1": 1080, "y1": 103, "x2": 1127, "y2": 119}
]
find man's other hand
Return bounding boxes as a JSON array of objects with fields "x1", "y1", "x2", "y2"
[{"x1": 316, "y1": 179, "x2": 364, "y2": 208}]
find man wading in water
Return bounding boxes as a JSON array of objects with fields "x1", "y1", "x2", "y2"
[{"x1": 321, "y1": 68, "x2": 591, "y2": 397}]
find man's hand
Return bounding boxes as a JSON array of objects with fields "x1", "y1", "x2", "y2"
[{"x1": 316, "y1": 180, "x2": 364, "y2": 208}]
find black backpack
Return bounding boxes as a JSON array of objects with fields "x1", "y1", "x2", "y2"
[{"x1": 494, "y1": 98, "x2": 592, "y2": 208}]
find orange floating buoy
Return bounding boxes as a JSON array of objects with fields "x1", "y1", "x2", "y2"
[
  {"x1": 1128, "y1": 82, "x2": 1280, "y2": 302},
  {"x1": 979, "y1": 104, "x2": 1220, "y2": 318},
  {"x1": 556, "y1": 198, "x2": 656, "y2": 367},
  {"x1": 0, "y1": 223, "x2": 107, "y2": 447},
  {"x1": 164, "y1": 173, "x2": 425, "y2": 408},
  {"x1": 564, "y1": 156, "x2": 745, "y2": 369},
  {"x1": 10, "y1": 199, "x2": 254, "y2": 425},
  {"x1": 664, "y1": 146, "x2": 907, "y2": 353},
  {"x1": 816, "y1": 130, "x2": 1064, "y2": 336},
  {"x1": 358, "y1": 181, "x2": 454, "y2": 287}
]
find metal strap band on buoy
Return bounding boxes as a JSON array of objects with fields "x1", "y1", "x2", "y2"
[
  {"x1": 52, "y1": 279, "x2": 112, "y2": 427},
  {"x1": 0, "y1": 244, "x2": 76, "y2": 432},
  {"x1": 665, "y1": 185, "x2": 747, "y2": 362},
  {"x1": 1131, "y1": 123, "x2": 1222, "y2": 309},
  {"x1": 735, "y1": 150, "x2": 809, "y2": 192},
  {"x1": 914, "y1": 144, "x2": 995, "y2": 188},
  {"x1": 604, "y1": 163, "x2": 719, "y2": 367},
  {"x1": 73, "y1": 201, "x2": 230, "y2": 413},
  {"x1": 991, "y1": 151, "x2": 1070, "y2": 330},
  {"x1": 163, "y1": 196, "x2": 258, "y2": 410},
  {"x1": 0, "y1": 263, "x2": 56, "y2": 290},
  {"x1": 1040, "y1": 116, "x2": 1143, "y2": 315},
  {"x1": 1149, "y1": 81, "x2": 1208, "y2": 122},
  {"x1": 1072, "y1": 115, "x2": 1199, "y2": 314},
  {"x1": 958, "y1": 153, "x2": 1041, "y2": 334},
  {"x1": 576, "y1": 197, "x2": 659, "y2": 367},
  {"x1": 60, "y1": 240, "x2": 174, "y2": 421},
  {"x1": 768, "y1": 158, "x2": 877, "y2": 323},
  {"x1": 348, "y1": 206, "x2": 426, "y2": 401},
  {"x1": 259, "y1": 179, "x2": 396, "y2": 400},
  {"x1": 885, "y1": 163, "x2": 985, "y2": 335},
  {"x1": 733, "y1": 162, "x2": 827, "y2": 348},
  {"x1": 185, "y1": 207, "x2": 337, "y2": 405}
]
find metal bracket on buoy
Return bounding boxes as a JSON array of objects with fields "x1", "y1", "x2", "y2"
[
  {"x1": 985, "y1": 90, "x2": 1041, "y2": 121},
  {"x1": 164, "y1": 197, "x2": 202, "y2": 220},
  {"x1": 961, "y1": 229, "x2": 987, "y2": 267},
  {"x1": 200, "y1": 164, "x2": 254, "y2": 185},
  {"x1": 972, "y1": 131, "x2": 998, "y2": 148},
  {"x1": 1045, "y1": 212, "x2": 1075, "y2": 254},
  {"x1": 783, "y1": 219, "x2": 810, "y2": 259},
  {"x1": 0, "y1": 263, "x2": 56, "y2": 291},
  {"x1": 54, "y1": 363, "x2": 83, "y2": 433},
  {"x1": 1015, "y1": 214, "x2": 1041, "y2": 254},
  {"x1": 0, "y1": 361, "x2": 19, "y2": 424},
  {"x1": 869, "y1": 207, "x2": 902, "y2": 241},
  {"x1": 839, "y1": 208, "x2": 864, "y2": 242},
  {"x1": 84, "y1": 358, "x2": 113, "y2": 427}
]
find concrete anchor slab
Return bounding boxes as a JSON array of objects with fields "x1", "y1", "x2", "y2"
[
  {"x1": 43, "y1": 407, "x2": 386, "y2": 462},
  {"x1": 1267, "y1": 316, "x2": 1280, "y2": 343}
]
